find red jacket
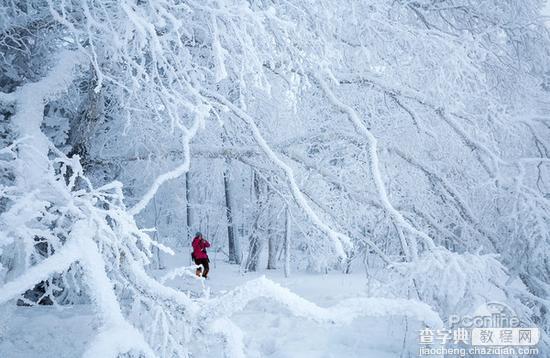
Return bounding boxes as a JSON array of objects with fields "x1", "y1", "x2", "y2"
[{"x1": 192, "y1": 236, "x2": 210, "y2": 259}]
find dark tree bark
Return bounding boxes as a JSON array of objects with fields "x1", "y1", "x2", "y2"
[
  {"x1": 67, "y1": 68, "x2": 104, "y2": 168},
  {"x1": 224, "y1": 162, "x2": 239, "y2": 264},
  {"x1": 284, "y1": 207, "x2": 291, "y2": 277},
  {"x1": 266, "y1": 213, "x2": 279, "y2": 270},
  {"x1": 245, "y1": 171, "x2": 264, "y2": 271}
]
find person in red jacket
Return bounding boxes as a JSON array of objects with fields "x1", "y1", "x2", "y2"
[{"x1": 192, "y1": 232, "x2": 210, "y2": 278}]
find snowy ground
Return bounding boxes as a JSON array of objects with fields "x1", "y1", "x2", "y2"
[
  {"x1": 0, "y1": 305, "x2": 95, "y2": 358},
  {"x1": 0, "y1": 256, "x2": 424, "y2": 358}
]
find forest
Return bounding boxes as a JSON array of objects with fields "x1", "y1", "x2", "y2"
[{"x1": 0, "y1": 1, "x2": 550, "y2": 357}]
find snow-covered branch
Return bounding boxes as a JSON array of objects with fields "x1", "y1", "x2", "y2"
[
  {"x1": 205, "y1": 276, "x2": 443, "y2": 328},
  {"x1": 317, "y1": 75, "x2": 436, "y2": 253},
  {"x1": 0, "y1": 234, "x2": 81, "y2": 305},
  {"x1": 204, "y1": 91, "x2": 351, "y2": 259}
]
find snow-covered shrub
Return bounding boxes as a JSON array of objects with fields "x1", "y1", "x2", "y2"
[
  {"x1": 386, "y1": 248, "x2": 547, "y2": 341},
  {"x1": 388, "y1": 250, "x2": 507, "y2": 315}
]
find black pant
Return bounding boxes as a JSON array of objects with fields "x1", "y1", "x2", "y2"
[{"x1": 194, "y1": 258, "x2": 209, "y2": 277}]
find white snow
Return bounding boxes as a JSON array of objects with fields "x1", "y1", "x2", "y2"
[
  {"x1": 1, "y1": 1, "x2": 548, "y2": 357},
  {"x1": 0, "y1": 256, "x2": 439, "y2": 358},
  {"x1": 0, "y1": 305, "x2": 95, "y2": 358}
]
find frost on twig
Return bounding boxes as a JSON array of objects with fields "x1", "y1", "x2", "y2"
[
  {"x1": 316, "y1": 74, "x2": 436, "y2": 256},
  {"x1": 0, "y1": 50, "x2": 168, "y2": 356},
  {"x1": 1, "y1": 0, "x2": 549, "y2": 356},
  {"x1": 204, "y1": 91, "x2": 358, "y2": 261}
]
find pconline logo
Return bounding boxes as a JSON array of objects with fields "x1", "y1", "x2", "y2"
[
  {"x1": 418, "y1": 302, "x2": 540, "y2": 356},
  {"x1": 449, "y1": 302, "x2": 540, "y2": 346},
  {"x1": 449, "y1": 302, "x2": 521, "y2": 329}
]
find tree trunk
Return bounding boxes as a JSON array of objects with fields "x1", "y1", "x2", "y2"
[
  {"x1": 224, "y1": 163, "x2": 239, "y2": 264},
  {"x1": 67, "y1": 67, "x2": 104, "y2": 169},
  {"x1": 267, "y1": 229, "x2": 277, "y2": 269},
  {"x1": 246, "y1": 233, "x2": 261, "y2": 271},
  {"x1": 245, "y1": 171, "x2": 264, "y2": 271},
  {"x1": 265, "y1": 179, "x2": 278, "y2": 269},
  {"x1": 266, "y1": 200, "x2": 280, "y2": 270},
  {"x1": 284, "y1": 207, "x2": 291, "y2": 278},
  {"x1": 151, "y1": 196, "x2": 164, "y2": 270},
  {"x1": 343, "y1": 252, "x2": 354, "y2": 274}
]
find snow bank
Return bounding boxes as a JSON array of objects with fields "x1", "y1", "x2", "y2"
[{"x1": 206, "y1": 276, "x2": 443, "y2": 328}]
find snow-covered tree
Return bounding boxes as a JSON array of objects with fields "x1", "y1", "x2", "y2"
[{"x1": 1, "y1": 0, "x2": 550, "y2": 356}]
